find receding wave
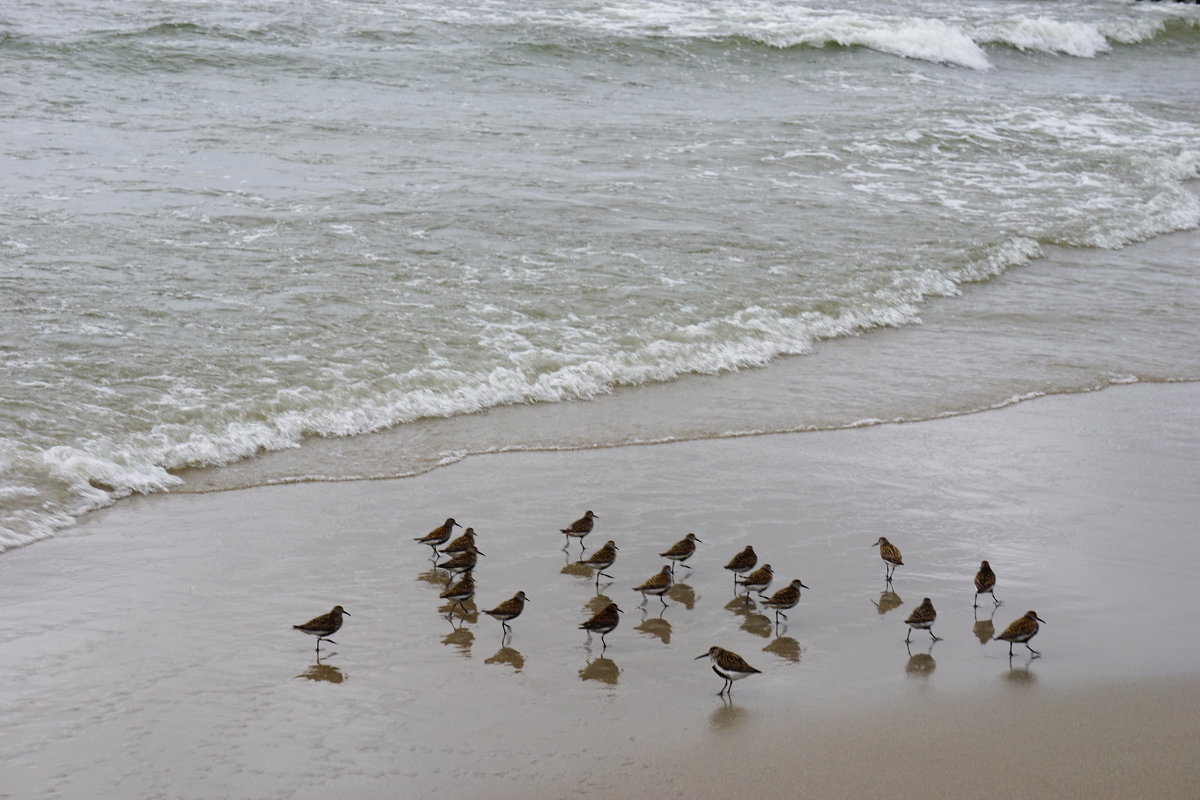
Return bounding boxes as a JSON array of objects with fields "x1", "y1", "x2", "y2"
[{"x1": 0, "y1": 236, "x2": 1047, "y2": 552}]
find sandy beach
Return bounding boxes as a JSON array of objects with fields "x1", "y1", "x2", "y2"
[{"x1": 2, "y1": 381, "x2": 1199, "y2": 799}]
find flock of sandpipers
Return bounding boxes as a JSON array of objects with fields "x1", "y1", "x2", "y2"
[{"x1": 292, "y1": 513, "x2": 1047, "y2": 696}]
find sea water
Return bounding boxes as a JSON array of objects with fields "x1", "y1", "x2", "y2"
[{"x1": 2, "y1": 0, "x2": 1199, "y2": 550}]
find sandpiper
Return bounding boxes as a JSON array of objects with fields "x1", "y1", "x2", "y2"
[
  {"x1": 997, "y1": 610, "x2": 1046, "y2": 658},
  {"x1": 695, "y1": 646, "x2": 761, "y2": 697},
  {"x1": 483, "y1": 591, "x2": 529, "y2": 636},
  {"x1": 873, "y1": 536, "x2": 903, "y2": 582},
  {"x1": 660, "y1": 533, "x2": 701, "y2": 574},
  {"x1": 436, "y1": 545, "x2": 484, "y2": 583},
  {"x1": 724, "y1": 546, "x2": 758, "y2": 590},
  {"x1": 759, "y1": 578, "x2": 810, "y2": 624},
  {"x1": 578, "y1": 540, "x2": 619, "y2": 587},
  {"x1": 440, "y1": 527, "x2": 479, "y2": 555},
  {"x1": 293, "y1": 605, "x2": 349, "y2": 652},
  {"x1": 904, "y1": 597, "x2": 941, "y2": 643},
  {"x1": 439, "y1": 572, "x2": 476, "y2": 616},
  {"x1": 632, "y1": 565, "x2": 674, "y2": 608},
  {"x1": 580, "y1": 602, "x2": 623, "y2": 649},
  {"x1": 560, "y1": 510, "x2": 597, "y2": 552},
  {"x1": 415, "y1": 517, "x2": 461, "y2": 556},
  {"x1": 737, "y1": 563, "x2": 774, "y2": 596},
  {"x1": 973, "y1": 560, "x2": 1002, "y2": 608}
]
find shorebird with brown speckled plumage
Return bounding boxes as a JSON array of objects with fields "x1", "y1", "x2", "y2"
[
  {"x1": 415, "y1": 517, "x2": 461, "y2": 556},
  {"x1": 974, "y1": 560, "x2": 1002, "y2": 608},
  {"x1": 904, "y1": 597, "x2": 941, "y2": 644},
  {"x1": 578, "y1": 540, "x2": 619, "y2": 588},
  {"x1": 439, "y1": 573, "x2": 475, "y2": 616},
  {"x1": 872, "y1": 536, "x2": 903, "y2": 582},
  {"x1": 737, "y1": 563, "x2": 774, "y2": 596},
  {"x1": 440, "y1": 527, "x2": 479, "y2": 555},
  {"x1": 633, "y1": 566, "x2": 674, "y2": 608},
  {"x1": 695, "y1": 646, "x2": 761, "y2": 696},
  {"x1": 293, "y1": 605, "x2": 349, "y2": 652},
  {"x1": 660, "y1": 533, "x2": 701, "y2": 575},
  {"x1": 724, "y1": 546, "x2": 757, "y2": 590},
  {"x1": 997, "y1": 610, "x2": 1046, "y2": 658},
  {"x1": 580, "y1": 602, "x2": 623, "y2": 649},
  {"x1": 437, "y1": 544, "x2": 484, "y2": 584},
  {"x1": 759, "y1": 578, "x2": 810, "y2": 625},
  {"x1": 560, "y1": 510, "x2": 597, "y2": 552},
  {"x1": 483, "y1": 591, "x2": 529, "y2": 636}
]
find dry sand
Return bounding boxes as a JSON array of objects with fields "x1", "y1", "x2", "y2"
[{"x1": 2, "y1": 381, "x2": 1199, "y2": 799}]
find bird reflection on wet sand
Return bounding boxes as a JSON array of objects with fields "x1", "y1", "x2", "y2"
[
  {"x1": 725, "y1": 594, "x2": 756, "y2": 614},
  {"x1": 724, "y1": 595, "x2": 771, "y2": 638},
  {"x1": 635, "y1": 612, "x2": 672, "y2": 645},
  {"x1": 485, "y1": 646, "x2": 525, "y2": 671},
  {"x1": 872, "y1": 589, "x2": 903, "y2": 615},
  {"x1": 905, "y1": 642, "x2": 936, "y2": 676},
  {"x1": 442, "y1": 625, "x2": 474, "y2": 658},
  {"x1": 1006, "y1": 663, "x2": 1037, "y2": 685},
  {"x1": 416, "y1": 567, "x2": 449, "y2": 587},
  {"x1": 763, "y1": 635, "x2": 802, "y2": 663},
  {"x1": 579, "y1": 655, "x2": 620, "y2": 685},
  {"x1": 439, "y1": 600, "x2": 478, "y2": 625},
  {"x1": 667, "y1": 582, "x2": 696, "y2": 610},
  {"x1": 585, "y1": 594, "x2": 616, "y2": 615},
  {"x1": 297, "y1": 660, "x2": 346, "y2": 684},
  {"x1": 560, "y1": 558, "x2": 594, "y2": 579},
  {"x1": 974, "y1": 615, "x2": 996, "y2": 645},
  {"x1": 740, "y1": 611, "x2": 773, "y2": 639},
  {"x1": 710, "y1": 699, "x2": 752, "y2": 731}
]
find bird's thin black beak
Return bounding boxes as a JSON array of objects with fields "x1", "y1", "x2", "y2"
[{"x1": 694, "y1": 653, "x2": 709, "y2": 660}]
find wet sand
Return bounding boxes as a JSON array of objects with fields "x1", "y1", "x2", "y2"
[{"x1": 2, "y1": 382, "x2": 1199, "y2": 799}]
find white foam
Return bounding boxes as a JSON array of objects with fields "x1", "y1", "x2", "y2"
[{"x1": 978, "y1": 16, "x2": 1111, "y2": 58}]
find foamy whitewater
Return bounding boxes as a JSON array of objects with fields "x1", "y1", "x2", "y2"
[{"x1": 2, "y1": 0, "x2": 1199, "y2": 550}]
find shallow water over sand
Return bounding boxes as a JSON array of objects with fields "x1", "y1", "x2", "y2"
[{"x1": 2, "y1": 383, "x2": 1198, "y2": 798}]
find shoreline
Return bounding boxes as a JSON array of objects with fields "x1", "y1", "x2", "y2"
[{"x1": 2, "y1": 381, "x2": 1199, "y2": 798}]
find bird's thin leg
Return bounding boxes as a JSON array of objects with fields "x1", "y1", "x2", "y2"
[
  {"x1": 993, "y1": 594, "x2": 1002, "y2": 607},
  {"x1": 929, "y1": 630, "x2": 941, "y2": 642},
  {"x1": 905, "y1": 628, "x2": 912, "y2": 644},
  {"x1": 1027, "y1": 644, "x2": 1041, "y2": 658},
  {"x1": 659, "y1": 594, "x2": 668, "y2": 609}
]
